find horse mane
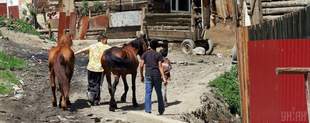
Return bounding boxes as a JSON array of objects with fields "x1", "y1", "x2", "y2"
[
  {"x1": 123, "y1": 38, "x2": 142, "y2": 49},
  {"x1": 123, "y1": 37, "x2": 146, "y2": 55},
  {"x1": 57, "y1": 35, "x2": 72, "y2": 47}
]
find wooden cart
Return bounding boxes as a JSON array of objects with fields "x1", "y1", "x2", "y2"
[{"x1": 143, "y1": 0, "x2": 213, "y2": 55}]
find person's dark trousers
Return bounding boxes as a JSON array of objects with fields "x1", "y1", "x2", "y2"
[
  {"x1": 144, "y1": 76, "x2": 165, "y2": 114},
  {"x1": 87, "y1": 70, "x2": 104, "y2": 105}
]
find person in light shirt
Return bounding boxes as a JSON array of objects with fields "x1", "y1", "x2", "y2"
[{"x1": 75, "y1": 33, "x2": 111, "y2": 105}]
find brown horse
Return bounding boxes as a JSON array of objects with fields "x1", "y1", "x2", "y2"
[
  {"x1": 48, "y1": 35, "x2": 75, "y2": 110},
  {"x1": 101, "y1": 37, "x2": 148, "y2": 111}
]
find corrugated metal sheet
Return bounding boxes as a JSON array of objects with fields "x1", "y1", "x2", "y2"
[
  {"x1": 89, "y1": 15, "x2": 109, "y2": 29},
  {"x1": 8, "y1": 6, "x2": 19, "y2": 19},
  {"x1": 0, "y1": 3, "x2": 7, "y2": 17},
  {"x1": 248, "y1": 39, "x2": 310, "y2": 123}
]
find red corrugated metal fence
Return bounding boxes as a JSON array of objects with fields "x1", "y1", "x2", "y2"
[
  {"x1": 0, "y1": 3, "x2": 7, "y2": 17},
  {"x1": 248, "y1": 39, "x2": 310, "y2": 123}
]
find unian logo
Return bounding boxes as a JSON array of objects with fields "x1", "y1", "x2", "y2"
[{"x1": 281, "y1": 111, "x2": 308, "y2": 122}]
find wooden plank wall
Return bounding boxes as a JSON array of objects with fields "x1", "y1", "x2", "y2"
[{"x1": 248, "y1": 5, "x2": 310, "y2": 40}]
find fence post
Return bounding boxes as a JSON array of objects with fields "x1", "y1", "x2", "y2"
[{"x1": 237, "y1": 27, "x2": 250, "y2": 123}]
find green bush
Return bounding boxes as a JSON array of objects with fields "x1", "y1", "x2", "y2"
[
  {"x1": 7, "y1": 19, "x2": 39, "y2": 35},
  {"x1": 93, "y1": 1, "x2": 104, "y2": 13},
  {"x1": 81, "y1": 0, "x2": 89, "y2": 16},
  {"x1": 209, "y1": 65, "x2": 240, "y2": 115}
]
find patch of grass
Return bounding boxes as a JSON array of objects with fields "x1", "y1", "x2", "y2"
[
  {"x1": 0, "y1": 16, "x2": 6, "y2": 27},
  {"x1": 7, "y1": 19, "x2": 39, "y2": 35},
  {"x1": 0, "y1": 52, "x2": 26, "y2": 94},
  {"x1": 209, "y1": 65, "x2": 240, "y2": 115},
  {"x1": 0, "y1": 70, "x2": 19, "y2": 84},
  {"x1": 0, "y1": 51, "x2": 26, "y2": 70},
  {"x1": 0, "y1": 83, "x2": 12, "y2": 95}
]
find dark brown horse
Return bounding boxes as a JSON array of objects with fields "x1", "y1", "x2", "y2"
[
  {"x1": 48, "y1": 35, "x2": 75, "y2": 110},
  {"x1": 101, "y1": 37, "x2": 148, "y2": 111}
]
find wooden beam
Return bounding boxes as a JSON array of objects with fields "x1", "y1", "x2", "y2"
[
  {"x1": 263, "y1": 15, "x2": 282, "y2": 20},
  {"x1": 276, "y1": 67, "x2": 310, "y2": 75},
  {"x1": 148, "y1": 30, "x2": 192, "y2": 40},
  {"x1": 146, "y1": 26, "x2": 190, "y2": 31},
  {"x1": 145, "y1": 13, "x2": 191, "y2": 18},
  {"x1": 262, "y1": 7, "x2": 304, "y2": 15},
  {"x1": 236, "y1": 27, "x2": 250, "y2": 123},
  {"x1": 262, "y1": 1, "x2": 308, "y2": 8},
  {"x1": 37, "y1": 28, "x2": 107, "y2": 33}
]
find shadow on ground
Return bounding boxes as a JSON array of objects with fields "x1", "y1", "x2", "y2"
[
  {"x1": 70, "y1": 99, "x2": 91, "y2": 112},
  {"x1": 118, "y1": 100, "x2": 182, "y2": 111}
]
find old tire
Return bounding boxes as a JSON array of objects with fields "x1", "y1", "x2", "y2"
[
  {"x1": 205, "y1": 40, "x2": 214, "y2": 55},
  {"x1": 181, "y1": 39, "x2": 195, "y2": 54},
  {"x1": 231, "y1": 44, "x2": 237, "y2": 64}
]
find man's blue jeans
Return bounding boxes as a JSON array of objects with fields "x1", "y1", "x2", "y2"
[{"x1": 144, "y1": 76, "x2": 165, "y2": 114}]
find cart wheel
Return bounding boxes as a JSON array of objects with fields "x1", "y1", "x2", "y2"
[
  {"x1": 205, "y1": 40, "x2": 214, "y2": 55},
  {"x1": 181, "y1": 39, "x2": 195, "y2": 54}
]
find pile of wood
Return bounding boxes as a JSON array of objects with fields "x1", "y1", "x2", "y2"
[{"x1": 261, "y1": 0, "x2": 309, "y2": 20}]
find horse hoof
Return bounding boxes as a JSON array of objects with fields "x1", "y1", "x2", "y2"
[
  {"x1": 67, "y1": 100, "x2": 71, "y2": 106},
  {"x1": 52, "y1": 102, "x2": 57, "y2": 107},
  {"x1": 62, "y1": 107, "x2": 67, "y2": 111},
  {"x1": 133, "y1": 103, "x2": 139, "y2": 107},
  {"x1": 109, "y1": 107, "x2": 115, "y2": 112},
  {"x1": 120, "y1": 97, "x2": 126, "y2": 103}
]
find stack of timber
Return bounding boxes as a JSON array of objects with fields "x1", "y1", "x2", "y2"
[
  {"x1": 246, "y1": 0, "x2": 309, "y2": 21},
  {"x1": 248, "y1": 5, "x2": 310, "y2": 40},
  {"x1": 144, "y1": 13, "x2": 192, "y2": 40},
  {"x1": 262, "y1": 0, "x2": 309, "y2": 20}
]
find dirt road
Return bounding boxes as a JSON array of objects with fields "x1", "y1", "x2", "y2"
[{"x1": 0, "y1": 31, "x2": 231, "y2": 123}]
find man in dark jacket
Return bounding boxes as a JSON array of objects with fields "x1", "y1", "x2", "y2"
[{"x1": 139, "y1": 40, "x2": 167, "y2": 115}]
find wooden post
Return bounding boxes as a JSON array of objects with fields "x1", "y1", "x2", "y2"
[
  {"x1": 140, "y1": 7, "x2": 146, "y2": 33},
  {"x1": 251, "y1": 0, "x2": 262, "y2": 25},
  {"x1": 236, "y1": 27, "x2": 250, "y2": 123},
  {"x1": 191, "y1": 0, "x2": 196, "y2": 40},
  {"x1": 276, "y1": 67, "x2": 310, "y2": 120}
]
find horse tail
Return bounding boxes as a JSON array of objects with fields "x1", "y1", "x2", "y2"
[{"x1": 53, "y1": 54, "x2": 69, "y2": 87}]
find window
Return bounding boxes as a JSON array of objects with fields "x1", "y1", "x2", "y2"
[{"x1": 171, "y1": 0, "x2": 191, "y2": 12}]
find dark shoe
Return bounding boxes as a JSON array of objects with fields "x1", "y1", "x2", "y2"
[{"x1": 159, "y1": 112, "x2": 164, "y2": 115}]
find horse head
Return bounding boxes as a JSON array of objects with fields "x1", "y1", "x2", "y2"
[
  {"x1": 136, "y1": 35, "x2": 148, "y2": 56},
  {"x1": 57, "y1": 34, "x2": 73, "y2": 47}
]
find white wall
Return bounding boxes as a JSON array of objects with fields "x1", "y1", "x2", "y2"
[
  {"x1": 0, "y1": 0, "x2": 6, "y2": 3},
  {"x1": 7, "y1": 0, "x2": 18, "y2": 6}
]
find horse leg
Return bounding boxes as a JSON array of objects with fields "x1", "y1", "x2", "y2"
[
  {"x1": 58, "y1": 82, "x2": 63, "y2": 108},
  {"x1": 61, "y1": 80, "x2": 70, "y2": 110},
  {"x1": 132, "y1": 72, "x2": 138, "y2": 107},
  {"x1": 106, "y1": 71, "x2": 115, "y2": 111},
  {"x1": 110, "y1": 75, "x2": 120, "y2": 111},
  {"x1": 49, "y1": 70, "x2": 57, "y2": 107},
  {"x1": 66, "y1": 69, "x2": 73, "y2": 106},
  {"x1": 120, "y1": 74, "x2": 129, "y2": 103}
]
